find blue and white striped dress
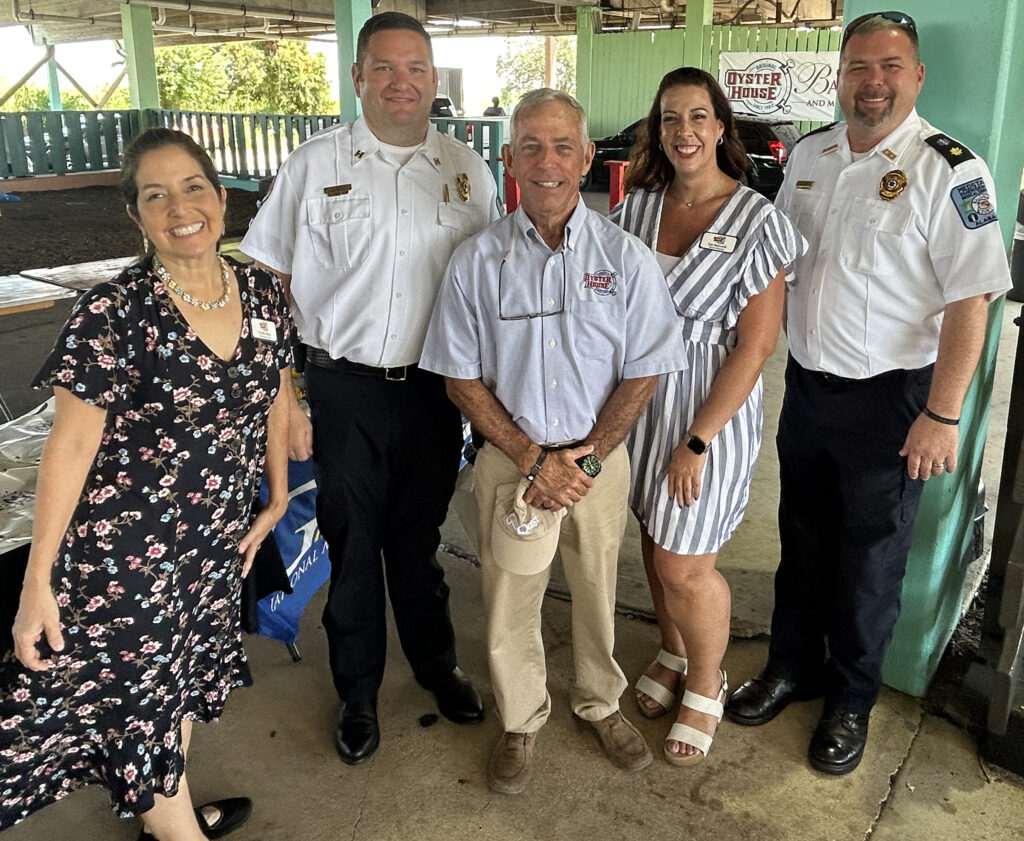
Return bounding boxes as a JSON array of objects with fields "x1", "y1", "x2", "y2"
[{"x1": 612, "y1": 185, "x2": 803, "y2": 554}]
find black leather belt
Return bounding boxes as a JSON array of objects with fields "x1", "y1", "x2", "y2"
[
  {"x1": 305, "y1": 346, "x2": 414, "y2": 382},
  {"x1": 813, "y1": 365, "x2": 930, "y2": 385}
]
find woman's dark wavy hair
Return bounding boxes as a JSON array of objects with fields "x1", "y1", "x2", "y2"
[
  {"x1": 623, "y1": 67, "x2": 747, "y2": 194},
  {"x1": 120, "y1": 127, "x2": 222, "y2": 220}
]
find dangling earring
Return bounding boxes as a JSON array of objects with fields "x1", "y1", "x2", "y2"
[{"x1": 142, "y1": 232, "x2": 150, "y2": 253}]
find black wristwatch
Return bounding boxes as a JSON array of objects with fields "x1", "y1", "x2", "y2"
[
  {"x1": 575, "y1": 453, "x2": 603, "y2": 477},
  {"x1": 685, "y1": 433, "x2": 709, "y2": 456}
]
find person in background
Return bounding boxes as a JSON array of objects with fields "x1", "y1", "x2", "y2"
[
  {"x1": 1, "y1": 127, "x2": 292, "y2": 840},
  {"x1": 611, "y1": 67, "x2": 804, "y2": 765},
  {"x1": 240, "y1": 11, "x2": 498, "y2": 766},
  {"x1": 421, "y1": 88, "x2": 685, "y2": 793},
  {"x1": 484, "y1": 96, "x2": 506, "y2": 116},
  {"x1": 725, "y1": 11, "x2": 1012, "y2": 775}
]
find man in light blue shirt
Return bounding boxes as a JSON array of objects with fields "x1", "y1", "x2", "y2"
[{"x1": 421, "y1": 89, "x2": 684, "y2": 794}]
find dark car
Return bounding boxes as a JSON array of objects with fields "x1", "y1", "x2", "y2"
[
  {"x1": 430, "y1": 96, "x2": 458, "y2": 118},
  {"x1": 582, "y1": 115, "x2": 801, "y2": 199}
]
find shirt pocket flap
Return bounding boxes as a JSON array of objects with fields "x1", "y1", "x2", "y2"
[
  {"x1": 437, "y1": 202, "x2": 480, "y2": 233},
  {"x1": 305, "y1": 193, "x2": 370, "y2": 225},
  {"x1": 847, "y1": 196, "x2": 912, "y2": 236}
]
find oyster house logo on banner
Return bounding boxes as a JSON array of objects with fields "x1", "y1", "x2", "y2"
[{"x1": 719, "y1": 51, "x2": 839, "y2": 122}]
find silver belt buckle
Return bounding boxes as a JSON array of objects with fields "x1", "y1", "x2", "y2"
[{"x1": 385, "y1": 366, "x2": 407, "y2": 382}]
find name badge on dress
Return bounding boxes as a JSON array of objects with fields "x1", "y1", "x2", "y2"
[
  {"x1": 251, "y1": 318, "x2": 278, "y2": 342},
  {"x1": 699, "y1": 232, "x2": 737, "y2": 254}
]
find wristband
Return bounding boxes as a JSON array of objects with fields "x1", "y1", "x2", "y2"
[
  {"x1": 526, "y1": 448, "x2": 548, "y2": 482},
  {"x1": 922, "y1": 407, "x2": 959, "y2": 426}
]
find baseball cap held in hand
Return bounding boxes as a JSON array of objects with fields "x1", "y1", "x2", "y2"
[{"x1": 491, "y1": 477, "x2": 566, "y2": 575}]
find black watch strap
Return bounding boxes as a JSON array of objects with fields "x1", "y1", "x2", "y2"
[{"x1": 526, "y1": 447, "x2": 548, "y2": 482}]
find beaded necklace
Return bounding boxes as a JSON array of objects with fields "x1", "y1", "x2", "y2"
[{"x1": 154, "y1": 255, "x2": 232, "y2": 311}]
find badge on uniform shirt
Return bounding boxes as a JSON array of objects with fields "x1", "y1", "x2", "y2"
[
  {"x1": 882, "y1": 148, "x2": 898, "y2": 161},
  {"x1": 795, "y1": 180, "x2": 814, "y2": 190},
  {"x1": 323, "y1": 184, "x2": 352, "y2": 197},
  {"x1": 878, "y1": 170, "x2": 907, "y2": 201},
  {"x1": 821, "y1": 144, "x2": 839, "y2": 155},
  {"x1": 456, "y1": 173, "x2": 471, "y2": 202},
  {"x1": 951, "y1": 178, "x2": 998, "y2": 229},
  {"x1": 251, "y1": 318, "x2": 278, "y2": 342},
  {"x1": 699, "y1": 232, "x2": 738, "y2": 254}
]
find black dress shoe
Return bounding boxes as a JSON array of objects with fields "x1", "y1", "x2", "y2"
[
  {"x1": 418, "y1": 666, "x2": 484, "y2": 724},
  {"x1": 196, "y1": 797, "x2": 252, "y2": 839},
  {"x1": 138, "y1": 797, "x2": 252, "y2": 840},
  {"x1": 809, "y1": 709, "x2": 869, "y2": 775},
  {"x1": 335, "y1": 698, "x2": 380, "y2": 765},
  {"x1": 725, "y1": 671, "x2": 818, "y2": 726}
]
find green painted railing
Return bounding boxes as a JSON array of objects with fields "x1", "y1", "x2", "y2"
[
  {"x1": 1, "y1": 109, "x2": 141, "y2": 178},
  {"x1": 2, "y1": 107, "x2": 506, "y2": 199}
]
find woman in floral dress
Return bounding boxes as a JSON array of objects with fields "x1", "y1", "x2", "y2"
[{"x1": 1, "y1": 128, "x2": 292, "y2": 840}]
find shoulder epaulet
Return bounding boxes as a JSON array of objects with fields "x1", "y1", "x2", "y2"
[
  {"x1": 923, "y1": 133, "x2": 975, "y2": 168},
  {"x1": 793, "y1": 121, "x2": 839, "y2": 147}
]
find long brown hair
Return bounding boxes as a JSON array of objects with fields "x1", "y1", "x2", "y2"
[{"x1": 623, "y1": 67, "x2": 747, "y2": 194}]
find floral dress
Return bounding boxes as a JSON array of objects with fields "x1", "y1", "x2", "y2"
[{"x1": 0, "y1": 257, "x2": 292, "y2": 828}]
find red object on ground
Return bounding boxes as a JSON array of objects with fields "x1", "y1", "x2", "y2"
[
  {"x1": 608, "y1": 160, "x2": 629, "y2": 211},
  {"x1": 504, "y1": 168, "x2": 520, "y2": 213}
]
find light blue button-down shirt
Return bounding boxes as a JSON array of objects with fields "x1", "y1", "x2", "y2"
[{"x1": 421, "y1": 200, "x2": 686, "y2": 445}]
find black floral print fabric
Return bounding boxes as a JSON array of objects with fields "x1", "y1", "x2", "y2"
[{"x1": 0, "y1": 257, "x2": 291, "y2": 827}]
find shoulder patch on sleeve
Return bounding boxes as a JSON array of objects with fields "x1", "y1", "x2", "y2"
[
  {"x1": 924, "y1": 133, "x2": 976, "y2": 168},
  {"x1": 793, "y1": 121, "x2": 839, "y2": 148},
  {"x1": 950, "y1": 177, "x2": 998, "y2": 229}
]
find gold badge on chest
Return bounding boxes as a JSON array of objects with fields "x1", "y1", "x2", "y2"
[
  {"x1": 878, "y1": 170, "x2": 907, "y2": 201},
  {"x1": 455, "y1": 172, "x2": 471, "y2": 202}
]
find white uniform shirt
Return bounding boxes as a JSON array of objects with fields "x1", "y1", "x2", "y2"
[
  {"x1": 776, "y1": 109, "x2": 1011, "y2": 378},
  {"x1": 241, "y1": 116, "x2": 500, "y2": 367},
  {"x1": 420, "y1": 201, "x2": 686, "y2": 445}
]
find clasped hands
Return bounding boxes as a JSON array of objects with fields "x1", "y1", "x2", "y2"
[{"x1": 522, "y1": 444, "x2": 595, "y2": 511}]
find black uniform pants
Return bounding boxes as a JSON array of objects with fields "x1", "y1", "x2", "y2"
[
  {"x1": 768, "y1": 356, "x2": 933, "y2": 714},
  {"x1": 305, "y1": 361, "x2": 462, "y2": 703}
]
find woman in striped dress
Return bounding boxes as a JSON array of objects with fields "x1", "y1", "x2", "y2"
[{"x1": 611, "y1": 68, "x2": 803, "y2": 764}]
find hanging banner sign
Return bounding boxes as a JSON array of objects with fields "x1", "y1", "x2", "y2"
[{"x1": 719, "y1": 51, "x2": 840, "y2": 122}]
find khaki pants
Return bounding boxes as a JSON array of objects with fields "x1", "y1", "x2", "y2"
[{"x1": 474, "y1": 442, "x2": 630, "y2": 733}]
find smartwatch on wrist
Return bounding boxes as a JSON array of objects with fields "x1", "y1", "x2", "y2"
[{"x1": 685, "y1": 433, "x2": 709, "y2": 456}]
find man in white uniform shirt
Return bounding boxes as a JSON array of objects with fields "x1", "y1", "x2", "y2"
[
  {"x1": 241, "y1": 12, "x2": 498, "y2": 765},
  {"x1": 725, "y1": 11, "x2": 1012, "y2": 775},
  {"x1": 421, "y1": 89, "x2": 685, "y2": 794}
]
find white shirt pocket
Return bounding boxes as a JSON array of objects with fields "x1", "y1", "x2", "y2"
[
  {"x1": 840, "y1": 196, "x2": 912, "y2": 275},
  {"x1": 305, "y1": 193, "x2": 370, "y2": 269}
]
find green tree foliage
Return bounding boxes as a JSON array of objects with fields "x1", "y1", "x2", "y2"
[
  {"x1": 1, "y1": 39, "x2": 332, "y2": 115},
  {"x1": 221, "y1": 41, "x2": 333, "y2": 114},
  {"x1": 496, "y1": 36, "x2": 576, "y2": 107},
  {"x1": 0, "y1": 84, "x2": 129, "y2": 112},
  {"x1": 155, "y1": 41, "x2": 333, "y2": 114},
  {"x1": 155, "y1": 44, "x2": 231, "y2": 111}
]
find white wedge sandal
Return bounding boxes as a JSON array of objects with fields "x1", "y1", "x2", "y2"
[
  {"x1": 634, "y1": 648, "x2": 688, "y2": 719},
  {"x1": 664, "y1": 671, "x2": 728, "y2": 765}
]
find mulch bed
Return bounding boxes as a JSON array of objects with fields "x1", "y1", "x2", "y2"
[{"x1": 0, "y1": 185, "x2": 260, "y2": 276}]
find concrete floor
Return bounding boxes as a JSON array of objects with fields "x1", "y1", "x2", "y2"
[{"x1": 3, "y1": 189, "x2": 1024, "y2": 839}]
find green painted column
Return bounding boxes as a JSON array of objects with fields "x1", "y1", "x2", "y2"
[
  {"x1": 833, "y1": 1, "x2": 1024, "y2": 695},
  {"x1": 681, "y1": 0, "x2": 713, "y2": 69},
  {"x1": 120, "y1": 3, "x2": 159, "y2": 110},
  {"x1": 575, "y1": 6, "x2": 596, "y2": 117},
  {"x1": 335, "y1": 0, "x2": 372, "y2": 121},
  {"x1": 46, "y1": 52, "x2": 61, "y2": 111}
]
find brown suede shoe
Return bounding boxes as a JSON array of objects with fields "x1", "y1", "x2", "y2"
[
  {"x1": 581, "y1": 710, "x2": 653, "y2": 771},
  {"x1": 487, "y1": 731, "x2": 537, "y2": 795}
]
